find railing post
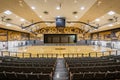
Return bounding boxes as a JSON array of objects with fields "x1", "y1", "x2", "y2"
[
  {"x1": 8, "y1": 51, "x2": 10, "y2": 57},
  {"x1": 109, "y1": 51, "x2": 111, "y2": 56},
  {"x1": 1, "y1": 51, "x2": 3, "y2": 57},
  {"x1": 56, "y1": 54, "x2": 58, "y2": 58},
  {"x1": 102, "y1": 52, "x2": 104, "y2": 57},
  {"x1": 89, "y1": 53, "x2": 91, "y2": 57},
  {"x1": 29, "y1": 53, "x2": 31, "y2": 58},
  {"x1": 42, "y1": 54, "x2": 44, "y2": 58},
  {"x1": 82, "y1": 53, "x2": 84, "y2": 57},
  {"x1": 37, "y1": 54, "x2": 39, "y2": 58},
  {"x1": 116, "y1": 50, "x2": 118, "y2": 56},
  {"x1": 22, "y1": 53, "x2": 24, "y2": 58},
  {"x1": 15, "y1": 52, "x2": 17, "y2": 57},
  {"x1": 63, "y1": 54, "x2": 64, "y2": 58},
  {"x1": 47, "y1": 54, "x2": 48, "y2": 58},
  {"x1": 96, "y1": 52, "x2": 97, "y2": 57},
  {"x1": 52, "y1": 54, "x2": 53, "y2": 58},
  {"x1": 68, "y1": 54, "x2": 69, "y2": 58},
  {"x1": 72, "y1": 54, "x2": 74, "y2": 58}
]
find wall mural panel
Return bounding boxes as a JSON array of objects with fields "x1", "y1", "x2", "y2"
[
  {"x1": 0, "y1": 29, "x2": 7, "y2": 41},
  {"x1": 8, "y1": 31, "x2": 21, "y2": 41},
  {"x1": 21, "y1": 33, "x2": 29, "y2": 40},
  {"x1": 37, "y1": 27, "x2": 91, "y2": 40},
  {"x1": 92, "y1": 28, "x2": 120, "y2": 41},
  {"x1": 37, "y1": 27, "x2": 83, "y2": 34}
]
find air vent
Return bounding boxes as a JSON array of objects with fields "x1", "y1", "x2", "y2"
[
  {"x1": 72, "y1": 11, "x2": 78, "y2": 15},
  {"x1": 43, "y1": 11, "x2": 49, "y2": 15},
  {"x1": 108, "y1": 18, "x2": 114, "y2": 22},
  {"x1": 6, "y1": 18, "x2": 12, "y2": 21}
]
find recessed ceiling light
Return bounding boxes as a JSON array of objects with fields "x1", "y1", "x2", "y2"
[
  {"x1": 39, "y1": 16, "x2": 42, "y2": 18},
  {"x1": 108, "y1": 24, "x2": 113, "y2": 26},
  {"x1": 57, "y1": 16, "x2": 61, "y2": 18},
  {"x1": 6, "y1": 24, "x2": 12, "y2": 26},
  {"x1": 20, "y1": 18, "x2": 25, "y2": 22},
  {"x1": 31, "y1": 6, "x2": 36, "y2": 10},
  {"x1": 107, "y1": 11, "x2": 115, "y2": 15},
  {"x1": 56, "y1": 6, "x2": 60, "y2": 10},
  {"x1": 95, "y1": 18, "x2": 100, "y2": 22},
  {"x1": 75, "y1": 15, "x2": 78, "y2": 18},
  {"x1": 4, "y1": 10, "x2": 12, "y2": 15},
  {"x1": 80, "y1": 7, "x2": 85, "y2": 10}
]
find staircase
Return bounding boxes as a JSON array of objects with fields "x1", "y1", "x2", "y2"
[{"x1": 53, "y1": 58, "x2": 69, "y2": 80}]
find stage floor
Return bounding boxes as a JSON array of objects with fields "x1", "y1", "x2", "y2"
[{"x1": 4, "y1": 45, "x2": 117, "y2": 58}]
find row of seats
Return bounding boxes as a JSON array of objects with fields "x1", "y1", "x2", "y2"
[
  {"x1": 69, "y1": 65, "x2": 120, "y2": 73},
  {"x1": 65, "y1": 59, "x2": 115, "y2": 64},
  {"x1": 0, "y1": 72, "x2": 51, "y2": 80},
  {"x1": 71, "y1": 71, "x2": 120, "y2": 80},
  {"x1": 67, "y1": 62, "x2": 120, "y2": 67},
  {"x1": 0, "y1": 57, "x2": 57, "y2": 80},
  {"x1": 0, "y1": 62, "x2": 55, "y2": 67},
  {"x1": 65, "y1": 57, "x2": 120, "y2": 80},
  {"x1": 0, "y1": 66, "x2": 54, "y2": 74}
]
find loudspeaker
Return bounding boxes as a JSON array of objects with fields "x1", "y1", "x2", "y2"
[{"x1": 56, "y1": 17, "x2": 65, "y2": 27}]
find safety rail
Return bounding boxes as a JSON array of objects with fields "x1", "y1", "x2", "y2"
[{"x1": 0, "y1": 50, "x2": 119, "y2": 58}]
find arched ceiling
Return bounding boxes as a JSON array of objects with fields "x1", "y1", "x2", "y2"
[{"x1": 0, "y1": 0, "x2": 120, "y2": 34}]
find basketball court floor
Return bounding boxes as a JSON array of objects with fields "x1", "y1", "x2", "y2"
[{"x1": 2, "y1": 45, "x2": 117, "y2": 58}]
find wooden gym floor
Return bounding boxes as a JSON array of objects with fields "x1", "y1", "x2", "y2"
[{"x1": 5, "y1": 45, "x2": 116, "y2": 58}]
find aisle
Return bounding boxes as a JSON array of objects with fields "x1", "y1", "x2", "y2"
[{"x1": 53, "y1": 58, "x2": 69, "y2": 80}]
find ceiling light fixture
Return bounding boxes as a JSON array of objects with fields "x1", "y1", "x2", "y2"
[
  {"x1": 39, "y1": 16, "x2": 42, "y2": 18},
  {"x1": 56, "y1": 3, "x2": 61, "y2": 10},
  {"x1": 6, "y1": 24, "x2": 12, "y2": 26},
  {"x1": 4, "y1": 10, "x2": 12, "y2": 15},
  {"x1": 107, "y1": 11, "x2": 115, "y2": 15},
  {"x1": 80, "y1": 6, "x2": 85, "y2": 10},
  {"x1": 95, "y1": 18, "x2": 100, "y2": 22},
  {"x1": 20, "y1": 18, "x2": 25, "y2": 22},
  {"x1": 108, "y1": 24, "x2": 113, "y2": 26},
  {"x1": 57, "y1": 16, "x2": 61, "y2": 18},
  {"x1": 31, "y1": 6, "x2": 36, "y2": 10},
  {"x1": 75, "y1": 15, "x2": 78, "y2": 18}
]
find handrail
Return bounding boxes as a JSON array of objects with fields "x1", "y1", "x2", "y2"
[{"x1": 0, "y1": 50, "x2": 118, "y2": 58}]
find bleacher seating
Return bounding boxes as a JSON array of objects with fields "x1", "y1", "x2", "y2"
[
  {"x1": 0, "y1": 57, "x2": 57, "y2": 80},
  {"x1": 65, "y1": 57, "x2": 120, "y2": 80}
]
